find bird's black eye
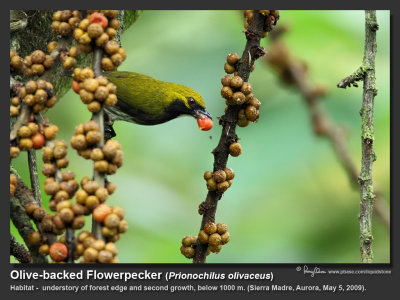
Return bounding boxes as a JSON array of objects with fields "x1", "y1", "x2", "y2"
[{"x1": 187, "y1": 97, "x2": 196, "y2": 106}]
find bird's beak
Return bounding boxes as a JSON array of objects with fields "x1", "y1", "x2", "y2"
[{"x1": 193, "y1": 108, "x2": 212, "y2": 120}]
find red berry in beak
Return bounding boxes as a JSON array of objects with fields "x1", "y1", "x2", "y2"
[{"x1": 197, "y1": 117, "x2": 213, "y2": 131}]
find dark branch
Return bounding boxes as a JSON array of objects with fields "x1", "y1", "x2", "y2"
[
  {"x1": 10, "y1": 234, "x2": 32, "y2": 263},
  {"x1": 66, "y1": 228, "x2": 76, "y2": 263},
  {"x1": 193, "y1": 11, "x2": 270, "y2": 264},
  {"x1": 27, "y1": 149, "x2": 42, "y2": 205},
  {"x1": 91, "y1": 46, "x2": 106, "y2": 240},
  {"x1": 10, "y1": 179, "x2": 47, "y2": 263}
]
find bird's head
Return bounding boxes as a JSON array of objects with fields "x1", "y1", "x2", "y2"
[{"x1": 167, "y1": 84, "x2": 213, "y2": 130}]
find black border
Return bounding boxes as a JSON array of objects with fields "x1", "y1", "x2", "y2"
[{"x1": 4, "y1": 3, "x2": 399, "y2": 299}]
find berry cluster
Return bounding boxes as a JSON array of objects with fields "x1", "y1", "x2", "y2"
[
  {"x1": 71, "y1": 120, "x2": 101, "y2": 154},
  {"x1": 70, "y1": 11, "x2": 126, "y2": 71},
  {"x1": 221, "y1": 53, "x2": 261, "y2": 127},
  {"x1": 180, "y1": 222, "x2": 230, "y2": 259},
  {"x1": 72, "y1": 68, "x2": 118, "y2": 113},
  {"x1": 51, "y1": 10, "x2": 83, "y2": 37},
  {"x1": 16, "y1": 123, "x2": 43, "y2": 151},
  {"x1": 13, "y1": 123, "x2": 57, "y2": 157},
  {"x1": 42, "y1": 139, "x2": 69, "y2": 177},
  {"x1": 10, "y1": 49, "x2": 54, "y2": 77},
  {"x1": 237, "y1": 96, "x2": 261, "y2": 127},
  {"x1": 75, "y1": 177, "x2": 109, "y2": 210},
  {"x1": 9, "y1": 95, "x2": 21, "y2": 117},
  {"x1": 180, "y1": 235, "x2": 197, "y2": 259},
  {"x1": 48, "y1": 242, "x2": 68, "y2": 263},
  {"x1": 93, "y1": 204, "x2": 128, "y2": 243},
  {"x1": 244, "y1": 10, "x2": 280, "y2": 37},
  {"x1": 27, "y1": 230, "x2": 70, "y2": 263},
  {"x1": 71, "y1": 121, "x2": 123, "y2": 174},
  {"x1": 52, "y1": 199, "x2": 85, "y2": 231},
  {"x1": 10, "y1": 9, "x2": 128, "y2": 264},
  {"x1": 62, "y1": 45, "x2": 80, "y2": 70},
  {"x1": 101, "y1": 40, "x2": 127, "y2": 71},
  {"x1": 10, "y1": 79, "x2": 56, "y2": 118},
  {"x1": 45, "y1": 171, "x2": 79, "y2": 209},
  {"x1": 24, "y1": 174, "x2": 122, "y2": 263},
  {"x1": 198, "y1": 222, "x2": 230, "y2": 255},
  {"x1": 203, "y1": 168, "x2": 235, "y2": 192},
  {"x1": 24, "y1": 202, "x2": 64, "y2": 237},
  {"x1": 76, "y1": 231, "x2": 119, "y2": 263}
]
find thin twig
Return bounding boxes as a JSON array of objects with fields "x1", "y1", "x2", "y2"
[
  {"x1": 356, "y1": 10, "x2": 378, "y2": 263},
  {"x1": 10, "y1": 234, "x2": 32, "y2": 263},
  {"x1": 337, "y1": 66, "x2": 365, "y2": 88},
  {"x1": 66, "y1": 228, "x2": 76, "y2": 263},
  {"x1": 193, "y1": 11, "x2": 273, "y2": 264},
  {"x1": 91, "y1": 47, "x2": 105, "y2": 240},
  {"x1": 27, "y1": 149, "x2": 42, "y2": 205},
  {"x1": 337, "y1": 11, "x2": 378, "y2": 263}
]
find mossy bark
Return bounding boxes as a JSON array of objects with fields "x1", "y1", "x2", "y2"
[
  {"x1": 359, "y1": 10, "x2": 378, "y2": 263},
  {"x1": 10, "y1": 10, "x2": 140, "y2": 102},
  {"x1": 9, "y1": 9, "x2": 140, "y2": 263}
]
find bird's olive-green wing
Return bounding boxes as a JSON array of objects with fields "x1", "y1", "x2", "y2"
[{"x1": 106, "y1": 71, "x2": 170, "y2": 118}]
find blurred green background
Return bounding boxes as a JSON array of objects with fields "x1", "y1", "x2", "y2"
[{"x1": 11, "y1": 10, "x2": 390, "y2": 263}]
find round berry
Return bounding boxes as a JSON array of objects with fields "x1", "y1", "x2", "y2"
[
  {"x1": 31, "y1": 133, "x2": 45, "y2": 149},
  {"x1": 221, "y1": 75, "x2": 232, "y2": 86},
  {"x1": 217, "y1": 181, "x2": 230, "y2": 192},
  {"x1": 213, "y1": 170, "x2": 226, "y2": 183},
  {"x1": 98, "y1": 250, "x2": 113, "y2": 263},
  {"x1": 204, "y1": 222, "x2": 217, "y2": 235},
  {"x1": 206, "y1": 178, "x2": 217, "y2": 191},
  {"x1": 198, "y1": 230, "x2": 209, "y2": 244},
  {"x1": 248, "y1": 97, "x2": 261, "y2": 109},
  {"x1": 28, "y1": 231, "x2": 41, "y2": 246},
  {"x1": 180, "y1": 246, "x2": 195, "y2": 259},
  {"x1": 226, "y1": 53, "x2": 239, "y2": 65},
  {"x1": 89, "y1": 12, "x2": 108, "y2": 28},
  {"x1": 224, "y1": 63, "x2": 235, "y2": 74},
  {"x1": 221, "y1": 86, "x2": 233, "y2": 99},
  {"x1": 229, "y1": 142, "x2": 242, "y2": 157},
  {"x1": 221, "y1": 232, "x2": 230, "y2": 244},
  {"x1": 217, "y1": 223, "x2": 228, "y2": 234},
  {"x1": 208, "y1": 233, "x2": 222, "y2": 246},
  {"x1": 230, "y1": 76, "x2": 243, "y2": 89},
  {"x1": 245, "y1": 105, "x2": 258, "y2": 122},
  {"x1": 104, "y1": 213, "x2": 120, "y2": 228},
  {"x1": 241, "y1": 82, "x2": 252, "y2": 95},
  {"x1": 203, "y1": 171, "x2": 213, "y2": 180},
  {"x1": 93, "y1": 204, "x2": 112, "y2": 222},
  {"x1": 224, "y1": 168, "x2": 235, "y2": 180},
  {"x1": 230, "y1": 92, "x2": 246, "y2": 105}
]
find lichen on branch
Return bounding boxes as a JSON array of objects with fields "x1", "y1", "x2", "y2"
[{"x1": 337, "y1": 10, "x2": 378, "y2": 263}]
